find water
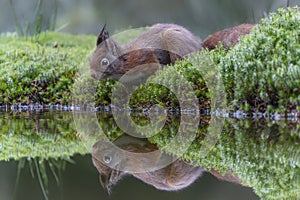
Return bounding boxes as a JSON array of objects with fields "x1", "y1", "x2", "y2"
[
  {"x1": 0, "y1": 110, "x2": 298, "y2": 200},
  {"x1": 0, "y1": 155, "x2": 259, "y2": 200}
]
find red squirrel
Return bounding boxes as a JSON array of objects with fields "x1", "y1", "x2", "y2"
[
  {"x1": 90, "y1": 23, "x2": 255, "y2": 81},
  {"x1": 90, "y1": 24, "x2": 203, "y2": 80}
]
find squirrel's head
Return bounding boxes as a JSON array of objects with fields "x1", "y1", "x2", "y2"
[{"x1": 90, "y1": 24, "x2": 123, "y2": 80}]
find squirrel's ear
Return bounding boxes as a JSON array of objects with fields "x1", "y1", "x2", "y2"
[{"x1": 97, "y1": 24, "x2": 109, "y2": 46}]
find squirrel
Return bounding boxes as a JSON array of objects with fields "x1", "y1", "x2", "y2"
[
  {"x1": 203, "y1": 24, "x2": 255, "y2": 50},
  {"x1": 90, "y1": 24, "x2": 203, "y2": 80},
  {"x1": 92, "y1": 134, "x2": 243, "y2": 193},
  {"x1": 90, "y1": 23, "x2": 255, "y2": 81}
]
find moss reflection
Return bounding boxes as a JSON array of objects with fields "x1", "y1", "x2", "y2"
[{"x1": 0, "y1": 111, "x2": 298, "y2": 199}]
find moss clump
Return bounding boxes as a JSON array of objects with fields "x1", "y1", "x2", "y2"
[
  {"x1": 128, "y1": 57, "x2": 210, "y2": 110},
  {"x1": 218, "y1": 7, "x2": 300, "y2": 113},
  {"x1": 0, "y1": 32, "x2": 95, "y2": 106}
]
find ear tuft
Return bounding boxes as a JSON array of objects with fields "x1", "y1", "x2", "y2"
[{"x1": 97, "y1": 24, "x2": 109, "y2": 46}]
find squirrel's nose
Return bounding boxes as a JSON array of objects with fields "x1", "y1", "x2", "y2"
[
  {"x1": 90, "y1": 71, "x2": 99, "y2": 80},
  {"x1": 91, "y1": 70, "x2": 108, "y2": 80}
]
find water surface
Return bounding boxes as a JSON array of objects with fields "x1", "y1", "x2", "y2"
[{"x1": 0, "y1": 110, "x2": 298, "y2": 199}]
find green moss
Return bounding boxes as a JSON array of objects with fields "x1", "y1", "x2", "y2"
[
  {"x1": 0, "y1": 32, "x2": 94, "y2": 105},
  {"x1": 218, "y1": 7, "x2": 300, "y2": 113},
  {"x1": 128, "y1": 58, "x2": 210, "y2": 110}
]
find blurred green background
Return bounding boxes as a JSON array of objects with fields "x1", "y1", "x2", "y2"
[{"x1": 1, "y1": 0, "x2": 300, "y2": 38}]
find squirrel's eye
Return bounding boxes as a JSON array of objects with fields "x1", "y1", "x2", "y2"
[
  {"x1": 103, "y1": 155, "x2": 111, "y2": 164},
  {"x1": 101, "y1": 58, "x2": 110, "y2": 66}
]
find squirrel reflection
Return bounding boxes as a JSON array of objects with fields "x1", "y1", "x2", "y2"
[{"x1": 92, "y1": 134, "x2": 243, "y2": 193}]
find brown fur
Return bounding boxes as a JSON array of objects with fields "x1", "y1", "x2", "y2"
[
  {"x1": 90, "y1": 24, "x2": 203, "y2": 80},
  {"x1": 203, "y1": 24, "x2": 255, "y2": 50}
]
